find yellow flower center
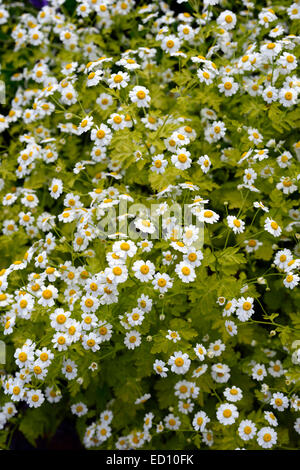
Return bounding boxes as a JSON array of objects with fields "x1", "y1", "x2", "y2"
[
  {"x1": 140, "y1": 265, "x2": 150, "y2": 274},
  {"x1": 114, "y1": 74, "x2": 123, "y2": 83},
  {"x1": 85, "y1": 298, "x2": 94, "y2": 308},
  {"x1": 19, "y1": 352, "x2": 27, "y2": 362},
  {"x1": 178, "y1": 153, "x2": 187, "y2": 163},
  {"x1": 244, "y1": 426, "x2": 252, "y2": 435},
  {"x1": 136, "y1": 90, "x2": 146, "y2": 100},
  {"x1": 175, "y1": 357, "x2": 184, "y2": 367},
  {"x1": 113, "y1": 267, "x2": 122, "y2": 276},
  {"x1": 243, "y1": 302, "x2": 252, "y2": 311},
  {"x1": 223, "y1": 409, "x2": 232, "y2": 418},
  {"x1": 158, "y1": 278, "x2": 167, "y2": 287},
  {"x1": 204, "y1": 210, "x2": 213, "y2": 218},
  {"x1": 42, "y1": 289, "x2": 53, "y2": 299},
  {"x1": 284, "y1": 91, "x2": 292, "y2": 101},
  {"x1": 181, "y1": 266, "x2": 191, "y2": 276},
  {"x1": 224, "y1": 82, "x2": 232, "y2": 90}
]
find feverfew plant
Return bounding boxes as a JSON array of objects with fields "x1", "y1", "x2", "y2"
[{"x1": 0, "y1": 0, "x2": 299, "y2": 451}]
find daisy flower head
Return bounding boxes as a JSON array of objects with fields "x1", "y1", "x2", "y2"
[
  {"x1": 244, "y1": 239, "x2": 262, "y2": 253},
  {"x1": 192, "y1": 411, "x2": 210, "y2": 432},
  {"x1": 264, "y1": 411, "x2": 278, "y2": 427},
  {"x1": 197, "y1": 68, "x2": 214, "y2": 85},
  {"x1": 223, "y1": 298, "x2": 237, "y2": 316},
  {"x1": 262, "y1": 86, "x2": 278, "y2": 104},
  {"x1": 151, "y1": 272, "x2": 173, "y2": 294},
  {"x1": 227, "y1": 215, "x2": 245, "y2": 234},
  {"x1": 283, "y1": 273, "x2": 299, "y2": 290},
  {"x1": 82, "y1": 332, "x2": 101, "y2": 352},
  {"x1": 216, "y1": 10, "x2": 237, "y2": 30},
  {"x1": 252, "y1": 363, "x2": 267, "y2": 381},
  {"x1": 108, "y1": 71, "x2": 130, "y2": 90},
  {"x1": 194, "y1": 343, "x2": 207, "y2": 361},
  {"x1": 96, "y1": 93, "x2": 113, "y2": 110},
  {"x1": 168, "y1": 351, "x2": 191, "y2": 375},
  {"x1": 153, "y1": 359, "x2": 168, "y2": 377},
  {"x1": 197, "y1": 155, "x2": 211, "y2": 173},
  {"x1": 288, "y1": 3, "x2": 300, "y2": 19},
  {"x1": 236, "y1": 297, "x2": 254, "y2": 322},
  {"x1": 238, "y1": 420, "x2": 257, "y2": 441},
  {"x1": 38, "y1": 285, "x2": 58, "y2": 307},
  {"x1": 223, "y1": 386, "x2": 243, "y2": 402},
  {"x1": 206, "y1": 120, "x2": 226, "y2": 142},
  {"x1": 77, "y1": 115, "x2": 94, "y2": 135},
  {"x1": 279, "y1": 87, "x2": 298, "y2": 107},
  {"x1": 129, "y1": 86, "x2": 150, "y2": 108},
  {"x1": 171, "y1": 148, "x2": 192, "y2": 170},
  {"x1": 134, "y1": 218, "x2": 156, "y2": 235},
  {"x1": 248, "y1": 128, "x2": 263, "y2": 145},
  {"x1": 124, "y1": 330, "x2": 141, "y2": 350},
  {"x1": 105, "y1": 264, "x2": 128, "y2": 285},
  {"x1": 277, "y1": 151, "x2": 292, "y2": 168},
  {"x1": 90, "y1": 124, "x2": 112, "y2": 146},
  {"x1": 257, "y1": 427, "x2": 277, "y2": 448},
  {"x1": 112, "y1": 240, "x2": 137, "y2": 259},
  {"x1": 264, "y1": 217, "x2": 282, "y2": 237},
  {"x1": 86, "y1": 69, "x2": 103, "y2": 87},
  {"x1": 253, "y1": 201, "x2": 269, "y2": 212},
  {"x1": 26, "y1": 389, "x2": 45, "y2": 408},
  {"x1": 175, "y1": 261, "x2": 196, "y2": 283},
  {"x1": 151, "y1": 154, "x2": 168, "y2": 174},
  {"x1": 260, "y1": 41, "x2": 282, "y2": 59},
  {"x1": 196, "y1": 209, "x2": 220, "y2": 224},
  {"x1": 225, "y1": 320, "x2": 238, "y2": 336},
  {"x1": 270, "y1": 392, "x2": 289, "y2": 412},
  {"x1": 218, "y1": 76, "x2": 239, "y2": 96},
  {"x1": 208, "y1": 339, "x2": 225, "y2": 358},
  {"x1": 166, "y1": 330, "x2": 181, "y2": 343},
  {"x1": 107, "y1": 113, "x2": 126, "y2": 131},
  {"x1": 216, "y1": 403, "x2": 239, "y2": 425},
  {"x1": 192, "y1": 364, "x2": 208, "y2": 378},
  {"x1": 71, "y1": 402, "x2": 88, "y2": 417},
  {"x1": 164, "y1": 413, "x2": 181, "y2": 430},
  {"x1": 277, "y1": 52, "x2": 297, "y2": 72},
  {"x1": 126, "y1": 309, "x2": 145, "y2": 327},
  {"x1": 161, "y1": 35, "x2": 181, "y2": 55},
  {"x1": 49, "y1": 178, "x2": 63, "y2": 199},
  {"x1": 183, "y1": 248, "x2": 203, "y2": 267}
]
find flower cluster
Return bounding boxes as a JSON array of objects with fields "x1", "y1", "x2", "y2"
[{"x1": 0, "y1": 0, "x2": 299, "y2": 450}]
